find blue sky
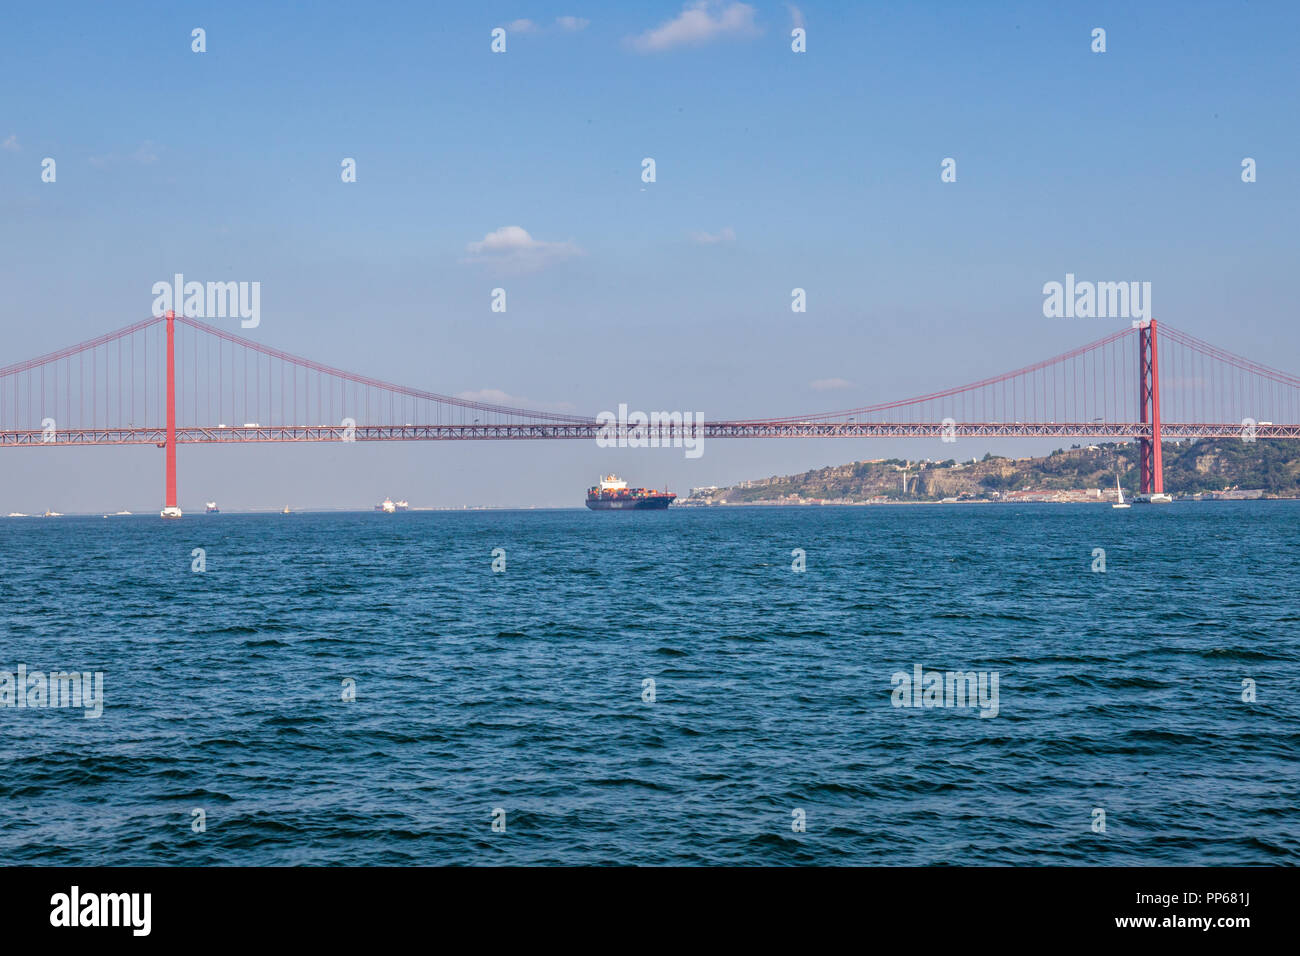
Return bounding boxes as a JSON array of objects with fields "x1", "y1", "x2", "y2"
[{"x1": 2, "y1": 1, "x2": 1298, "y2": 510}]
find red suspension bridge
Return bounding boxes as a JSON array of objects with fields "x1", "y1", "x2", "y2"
[{"x1": 2, "y1": 313, "x2": 1299, "y2": 514}]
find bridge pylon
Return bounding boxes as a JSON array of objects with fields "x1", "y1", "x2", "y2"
[
  {"x1": 160, "y1": 310, "x2": 182, "y2": 518},
  {"x1": 1137, "y1": 318, "x2": 1166, "y2": 500}
]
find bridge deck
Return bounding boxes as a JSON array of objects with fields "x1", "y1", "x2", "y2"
[{"x1": 3, "y1": 422, "x2": 1299, "y2": 446}]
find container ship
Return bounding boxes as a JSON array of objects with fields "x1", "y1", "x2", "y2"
[{"x1": 585, "y1": 475, "x2": 676, "y2": 510}]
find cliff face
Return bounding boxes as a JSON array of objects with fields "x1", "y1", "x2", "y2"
[
  {"x1": 692, "y1": 440, "x2": 1300, "y2": 503},
  {"x1": 1165, "y1": 439, "x2": 1300, "y2": 493}
]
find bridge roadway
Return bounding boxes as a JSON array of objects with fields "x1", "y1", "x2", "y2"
[{"x1": 3, "y1": 422, "x2": 1300, "y2": 446}]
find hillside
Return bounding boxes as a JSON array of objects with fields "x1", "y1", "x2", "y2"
[{"x1": 685, "y1": 439, "x2": 1300, "y2": 504}]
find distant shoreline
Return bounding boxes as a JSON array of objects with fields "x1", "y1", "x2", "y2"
[
  {"x1": 6, "y1": 497, "x2": 1299, "y2": 518},
  {"x1": 676, "y1": 495, "x2": 1299, "y2": 507}
]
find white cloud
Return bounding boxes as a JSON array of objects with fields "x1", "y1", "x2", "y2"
[
  {"x1": 631, "y1": 2, "x2": 760, "y2": 53},
  {"x1": 88, "y1": 141, "x2": 159, "y2": 168},
  {"x1": 787, "y1": 4, "x2": 804, "y2": 29},
  {"x1": 1, "y1": 134, "x2": 18, "y2": 152},
  {"x1": 462, "y1": 225, "x2": 582, "y2": 273},
  {"x1": 505, "y1": 16, "x2": 589, "y2": 36},
  {"x1": 810, "y1": 378, "x2": 854, "y2": 392},
  {"x1": 690, "y1": 226, "x2": 736, "y2": 244},
  {"x1": 455, "y1": 388, "x2": 576, "y2": 413}
]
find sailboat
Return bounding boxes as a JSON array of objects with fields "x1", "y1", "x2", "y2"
[{"x1": 1112, "y1": 475, "x2": 1131, "y2": 509}]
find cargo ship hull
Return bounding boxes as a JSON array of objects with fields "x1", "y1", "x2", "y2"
[{"x1": 585, "y1": 496, "x2": 674, "y2": 510}]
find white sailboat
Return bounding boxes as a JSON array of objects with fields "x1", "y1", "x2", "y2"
[{"x1": 1112, "y1": 475, "x2": 1131, "y2": 509}]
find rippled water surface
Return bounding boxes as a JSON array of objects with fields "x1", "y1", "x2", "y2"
[{"x1": 1, "y1": 503, "x2": 1297, "y2": 865}]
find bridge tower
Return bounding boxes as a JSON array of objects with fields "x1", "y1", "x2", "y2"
[
  {"x1": 1137, "y1": 318, "x2": 1163, "y2": 497},
  {"x1": 160, "y1": 310, "x2": 182, "y2": 518}
]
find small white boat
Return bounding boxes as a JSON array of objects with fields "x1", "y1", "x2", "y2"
[
  {"x1": 1112, "y1": 475, "x2": 1131, "y2": 509},
  {"x1": 6, "y1": 512, "x2": 28, "y2": 518},
  {"x1": 376, "y1": 498, "x2": 396, "y2": 513}
]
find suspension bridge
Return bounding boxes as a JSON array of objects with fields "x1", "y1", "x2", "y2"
[{"x1": 2, "y1": 313, "x2": 1298, "y2": 515}]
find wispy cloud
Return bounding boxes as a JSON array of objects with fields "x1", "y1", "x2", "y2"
[
  {"x1": 630, "y1": 2, "x2": 760, "y2": 53},
  {"x1": 1, "y1": 134, "x2": 19, "y2": 152},
  {"x1": 88, "y1": 141, "x2": 160, "y2": 168},
  {"x1": 462, "y1": 225, "x2": 582, "y2": 273},
  {"x1": 455, "y1": 388, "x2": 576, "y2": 414},
  {"x1": 690, "y1": 226, "x2": 736, "y2": 244},
  {"x1": 505, "y1": 16, "x2": 589, "y2": 35},
  {"x1": 810, "y1": 378, "x2": 854, "y2": 392},
  {"x1": 787, "y1": 4, "x2": 804, "y2": 29}
]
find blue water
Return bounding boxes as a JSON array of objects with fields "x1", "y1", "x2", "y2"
[{"x1": 1, "y1": 503, "x2": 1297, "y2": 865}]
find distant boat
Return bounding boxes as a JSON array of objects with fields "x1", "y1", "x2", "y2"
[
  {"x1": 281, "y1": 505, "x2": 292, "y2": 514},
  {"x1": 376, "y1": 498, "x2": 396, "y2": 513},
  {"x1": 7, "y1": 512, "x2": 28, "y2": 517},
  {"x1": 394, "y1": 500, "x2": 409, "y2": 510},
  {"x1": 1112, "y1": 475, "x2": 1131, "y2": 509},
  {"x1": 115, "y1": 510, "x2": 131, "y2": 515},
  {"x1": 1133, "y1": 491, "x2": 1174, "y2": 505},
  {"x1": 205, "y1": 501, "x2": 220, "y2": 513}
]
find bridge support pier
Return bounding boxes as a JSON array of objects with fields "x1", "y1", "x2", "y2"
[
  {"x1": 161, "y1": 310, "x2": 182, "y2": 518},
  {"x1": 1137, "y1": 318, "x2": 1166, "y2": 500}
]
